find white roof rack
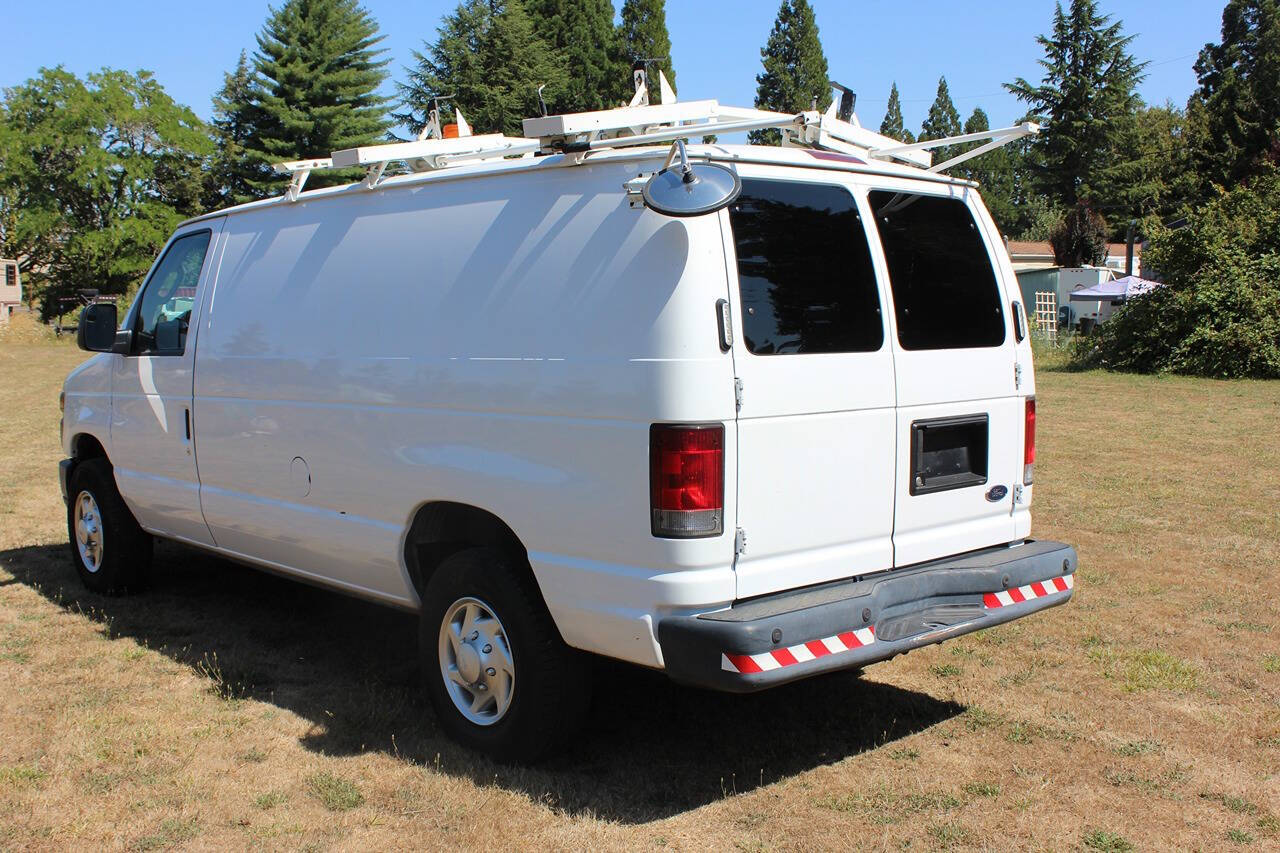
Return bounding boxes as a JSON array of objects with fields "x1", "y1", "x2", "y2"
[{"x1": 271, "y1": 82, "x2": 1038, "y2": 202}]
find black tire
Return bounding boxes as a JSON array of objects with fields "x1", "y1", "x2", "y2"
[
  {"x1": 419, "y1": 547, "x2": 590, "y2": 763},
  {"x1": 66, "y1": 458, "x2": 153, "y2": 595}
]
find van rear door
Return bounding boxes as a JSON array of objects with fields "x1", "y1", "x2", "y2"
[
  {"x1": 864, "y1": 184, "x2": 1021, "y2": 566},
  {"x1": 723, "y1": 174, "x2": 898, "y2": 600}
]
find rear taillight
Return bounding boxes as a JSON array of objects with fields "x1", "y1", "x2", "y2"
[
  {"x1": 650, "y1": 423, "x2": 724, "y2": 538},
  {"x1": 1023, "y1": 397, "x2": 1036, "y2": 485}
]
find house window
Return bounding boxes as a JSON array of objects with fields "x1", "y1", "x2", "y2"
[{"x1": 4, "y1": 264, "x2": 14, "y2": 288}]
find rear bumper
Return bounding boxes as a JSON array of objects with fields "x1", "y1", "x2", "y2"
[{"x1": 657, "y1": 539, "x2": 1076, "y2": 692}]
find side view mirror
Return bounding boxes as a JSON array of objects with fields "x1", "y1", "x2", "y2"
[
  {"x1": 642, "y1": 139, "x2": 742, "y2": 218},
  {"x1": 76, "y1": 303, "x2": 118, "y2": 353}
]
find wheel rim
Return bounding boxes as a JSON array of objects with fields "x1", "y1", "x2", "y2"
[
  {"x1": 74, "y1": 490, "x2": 104, "y2": 573},
  {"x1": 438, "y1": 596, "x2": 515, "y2": 726}
]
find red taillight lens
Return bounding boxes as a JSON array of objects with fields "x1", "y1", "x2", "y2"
[
  {"x1": 1023, "y1": 397, "x2": 1036, "y2": 485},
  {"x1": 650, "y1": 424, "x2": 724, "y2": 538}
]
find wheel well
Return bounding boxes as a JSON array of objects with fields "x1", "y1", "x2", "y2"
[
  {"x1": 403, "y1": 502, "x2": 531, "y2": 599},
  {"x1": 72, "y1": 434, "x2": 108, "y2": 465}
]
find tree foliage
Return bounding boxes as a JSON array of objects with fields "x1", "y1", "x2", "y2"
[
  {"x1": 1049, "y1": 203, "x2": 1108, "y2": 267},
  {"x1": 749, "y1": 0, "x2": 830, "y2": 145},
  {"x1": 1006, "y1": 0, "x2": 1146, "y2": 213},
  {"x1": 0, "y1": 67, "x2": 210, "y2": 318},
  {"x1": 619, "y1": 0, "x2": 675, "y2": 101},
  {"x1": 919, "y1": 76, "x2": 961, "y2": 164},
  {"x1": 204, "y1": 51, "x2": 270, "y2": 208},
  {"x1": 1187, "y1": 0, "x2": 1280, "y2": 192},
  {"x1": 1074, "y1": 169, "x2": 1280, "y2": 378},
  {"x1": 526, "y1": 0, "x2": 627, "y2": 111},
  {"x1": 247, "y1": 0, "x2": 389, "y2": 194},
  {"x1": 878, "y1": 82, "x2": 914, "y2": 143},
  {"x1": 398, "y1": 0, "x2": 566, "y2": 138}
]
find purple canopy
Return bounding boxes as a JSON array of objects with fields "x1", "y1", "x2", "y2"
[{"x1": 1068, "y1": 275, "x2": 1161, "y2": 302}]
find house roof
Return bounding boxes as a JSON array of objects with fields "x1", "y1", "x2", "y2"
[{"x1": 1005, "y1": 240, "x2": 1139, "y2": 258}]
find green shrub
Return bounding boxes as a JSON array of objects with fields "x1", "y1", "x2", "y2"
[{"x1": 1072, "y1": 169, "x2": 1280, "y2": 379}]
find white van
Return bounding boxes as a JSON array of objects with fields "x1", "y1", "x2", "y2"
[{"x1": 59, "y1": 95, "x2": 1076, "y2": 761}]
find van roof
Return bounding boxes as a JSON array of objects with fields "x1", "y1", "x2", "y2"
[{"x1": 181, "y1": 142, "x2": 975, "y2": 228}]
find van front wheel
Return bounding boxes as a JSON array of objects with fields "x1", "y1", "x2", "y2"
[
  {"x1": 66, "y1": 458, "x2": 153, "y2": 594},
  {"x1": 419, "y1": 547, "x2": 589, "y2": 763}
]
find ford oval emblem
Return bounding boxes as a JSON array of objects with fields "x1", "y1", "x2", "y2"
[{"x1": 986, "y1": 485, "x2": 1008, "y2": 502}]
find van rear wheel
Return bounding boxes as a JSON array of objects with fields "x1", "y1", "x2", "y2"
[
  {"x1": 419, "y1": 547, "x2": 589, "y2": 763},
  {"x1": 66, "y1": 458, "x2": 153, "y2": 594}
]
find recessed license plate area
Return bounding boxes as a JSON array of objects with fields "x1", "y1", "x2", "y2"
[{"x1": 910, "y1": 414, "x2": 989, "y2": 496}]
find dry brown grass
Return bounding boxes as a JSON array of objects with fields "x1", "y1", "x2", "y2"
[{"x1": 1, "y1": 338, "x2": 1278, "y2": 851}]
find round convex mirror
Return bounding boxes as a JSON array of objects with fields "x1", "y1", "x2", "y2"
[{"x1": 642, "y1": 141, "x2": 742, "y2": 218}]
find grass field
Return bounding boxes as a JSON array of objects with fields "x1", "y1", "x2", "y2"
[{"x1": 1, "y1": 328, "x2": 1278, "y2": 851}]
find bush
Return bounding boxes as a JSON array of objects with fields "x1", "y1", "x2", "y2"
[
  {"x1": 1072, "y1": 170, "x2": 1280, "y2": 378},
  {"x1": 1049, "y1": 203, "x2": 1108, "y2": 267}
]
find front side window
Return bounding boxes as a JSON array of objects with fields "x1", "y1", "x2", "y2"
[
  {"x1": 728, "y1": 179, "x2": 884, "y2": 355},
  {"x1": 133, "y1": 231, "x2": 210, "y2": 355},
  {"x1": 869, "y1": 191, "x2": 1005, "y2": 350}
]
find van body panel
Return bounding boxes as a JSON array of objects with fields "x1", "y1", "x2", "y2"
[
  {"x1": 192, "y1": 159, "x2": 738, "y2": 646},
  {"x1": 109, "y1": 219, "x2": 225, "y2": 545}
]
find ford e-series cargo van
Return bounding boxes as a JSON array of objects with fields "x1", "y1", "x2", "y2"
[{"x1": 59, "y1": 93, "x2": 1076, "y2": 761}]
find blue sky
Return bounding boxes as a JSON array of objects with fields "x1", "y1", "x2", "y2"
[{"x1": 3, "y1": 1, "x2": 1224, "y2": 134}]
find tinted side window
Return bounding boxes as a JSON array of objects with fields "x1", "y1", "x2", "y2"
[
  {"x1": 134, "y1": 231, "x2": 211, "y2": 356},
  {"x1": 729, "y1": 179, "x2": 884, "y2": 355},
  {"x1": 868, "y1": 191, "x2": 1005, "y2": 350}
]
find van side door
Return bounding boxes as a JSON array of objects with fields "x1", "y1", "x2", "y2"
[
  {"x1": 109, "y1": 220, "x2": 224, "y2": 546},
  {"x1": 724, "y1": 174, "x2": 898, "y2": 599}
]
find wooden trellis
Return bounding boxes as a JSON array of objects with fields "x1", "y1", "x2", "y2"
[{"x1": 1034, "y1": 291, "x2": 1058, "y2": 343}]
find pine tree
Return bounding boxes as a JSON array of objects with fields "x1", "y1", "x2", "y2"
[
  {"x1": 919, "y1": 76, "x2": 961, "y2": 165},
  {"x1": 619, "y1": 0, "x2": 675, "y2": 102},
  {"x1": 1006, "y1": 0, "x2": 1146, "y2": 209},
  {"x1": 1187, "y1": 0, "x2": 1280, "y2": 192},
  {"x1": 878, "y1": 82, "x2": 914, "y2": 143},
  {"x1": 204, "y1": 51, "x2": 270, "y2": 207},
  {"x1": 247, "y1": 0, "x2": 390, "y2": 194},
  {"x1": 750, "y1": 0, "x2": 831, "y2": 145},
  {"x1": 397, "y1": 0, "x2": 567, "y2": 138},
  {"x1": 526, "y1": 0, "x2": 628, "y2": 111}
]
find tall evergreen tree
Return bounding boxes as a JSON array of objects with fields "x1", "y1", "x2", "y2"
[
  {"x1": 526, "y1": 0, "x2": 627, "y2": 111},
  {"x1": 1187, "y1": 0, "x2": 1280, "y2": 192},
  {"x1": 749, "y1": 0, "x2": 831, "y2": 145},
  {"x1": 397, "y1": 0, "x2": 567, "y2": 138},
  {"x1": 204, "y1": 51, "x2": 270, "y2": 207},
  {"x1": 919, "y1": 76, "x2": 961, "y2": 165},
  {"x1": 619, "y1": 0, "x2": 675, "y2": 102},
  {"x1": 247, "y1": 0, "x2": 390, "y2": 194},
  {"x1": 1006, "y1": 0, "x2": 1146, "y2": 210},
  {"x1": 879, "y1": 82, "x2": 914, "y2": 143}
]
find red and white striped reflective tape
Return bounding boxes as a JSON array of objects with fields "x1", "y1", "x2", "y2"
[
  {"x1": 721, "y1": 627, "x2": 875, "y2": 674},
  {"x1": 983, "y1": 574, "x2": 1074, "y2": 609}
]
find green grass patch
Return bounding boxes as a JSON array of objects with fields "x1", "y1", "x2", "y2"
[
  {"x1": 930, "y1": 663, "x2": 962, "y2": 677},
  {"x1": 254, "y1": 791, "x2": 287, "y2": 810},
  {"x1": 1201, "y1": 791, "x2": 1259, "y2": 815},
  {"x1": 1227, "y1": 829, "x2": 1254, "y2": 844},
  {"x1": 1082, "y1": 828, "x2": 1136, "y2": 852},
  {"x1": 129, "y1": 817, "x2": 200, "y2": 851},
  {"x1": 1264, "y1": 655, "x2": 1280, "y2": 673},
  {"x1": 927, "y1": 822, "x2": 971, "y2": 847},
  {"x1": 962, "y1": 781, "x2": 1000, "y2": 797},
  {"x1": 888, "y1": 747, "x2": 919, "y2": 761},
  {"x1": 1090, "y1": 647, "x2": 1200, "y2": 692},
  {"x1": 0, "y1": 764, "x2": 47, "y2": 786},
  {"x1": 1113, "y1": 739, "x2": 1162, "y2": 756},
  {"x1": 307, "y1": 771, "x2": 364, "y2": 811},
  {"x1": 963, "y1": 706, "x2": 1002, "y2": 731}
]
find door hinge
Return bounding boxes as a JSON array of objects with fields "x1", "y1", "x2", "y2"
[
  {"x1": 1014, "y1": 362, "x2": 1023, "y2": 390},
  {"x1": 734, "y1": 377, "x2": 744, "y2": 411},
  {"x1": 734, "y1": 527, "x2": 747, "y2": 556}
]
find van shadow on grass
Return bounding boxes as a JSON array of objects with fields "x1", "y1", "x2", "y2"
[{"x1": 2, "y1": 541, "x2": 963, "y2": 823}]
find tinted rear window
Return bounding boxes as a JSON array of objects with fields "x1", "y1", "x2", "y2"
[
  {"x1": 869, "y1": 191, "x2": 1005, "y2": 350},
  {"x1": 729, "y1": 180, "x2": 884, "y2": 355}
]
